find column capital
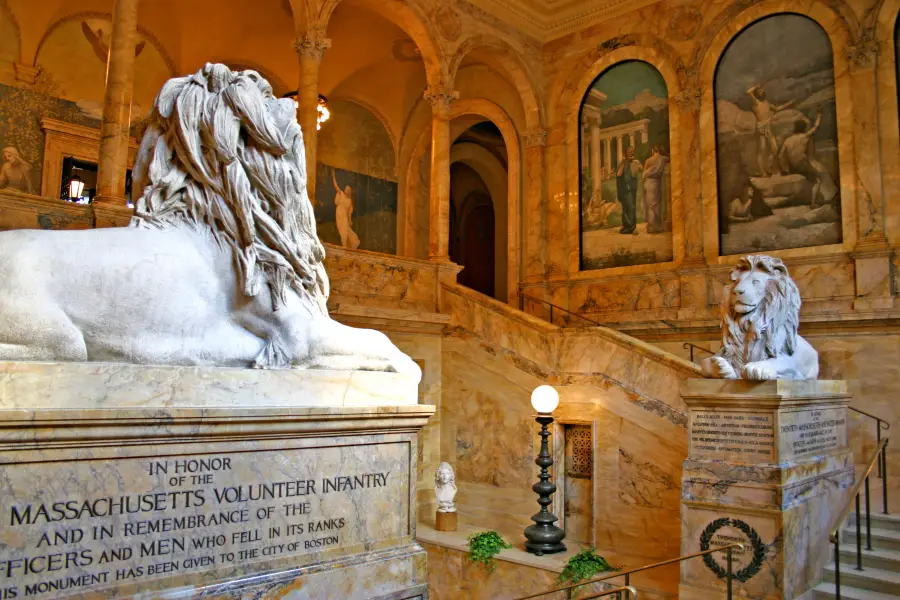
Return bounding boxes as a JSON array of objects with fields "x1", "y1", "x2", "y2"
[
  {"x1": 524, "y1": 129, "x2": 547, "y2": 148},
  {"x1": 292, "y1": 30, "x2": 332, "y2": 61},
  {"x1": 673, "y1": 87, "x2": 701, "y2": 113},
  {"x1": 847, "y1": 28, "x2": 878, "y2": 71},
  {"x1": 424, "y1": 85, "x2": 459, "y2": 119}
]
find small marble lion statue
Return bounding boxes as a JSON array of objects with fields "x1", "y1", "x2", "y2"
[
  {"x1": 434, "y1": 462, "x2": 457, "y2": 513},
  {"x1": 0, "y1": 64, "x2": 417, "y2": 377},
  {"x1": 700, "y1": 254, "x2": 818, "y2": 380}
]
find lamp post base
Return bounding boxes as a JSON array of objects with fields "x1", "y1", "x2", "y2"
[{"x1": 524, "y1": 518, "x2": 566, "y2": 556}]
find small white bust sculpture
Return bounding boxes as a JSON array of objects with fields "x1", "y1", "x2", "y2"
[
  {"x1": 434, "y1": 462, "x2": 457, "y2": 513},
  {"x1": 0, "y1": 64, "x2": 417, "y2": 377},
  {"x1": 700, "y1": 254, "x2": 818, "y2": 380}
]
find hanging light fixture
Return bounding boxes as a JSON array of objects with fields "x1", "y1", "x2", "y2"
[
  {"x1": 68, "y1": 172, "x2": 84, "y2": 201},
  {"x1": 281, "y1": 92, "x2": 330, "y2": 130},
  {"x1": 317, "y1": 94, "x2": 330, "y2": 130}
]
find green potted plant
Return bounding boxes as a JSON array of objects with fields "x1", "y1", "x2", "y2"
[
  {"x1": 558, "y1": 547, "x2": 618, "y2": 598},
  {"x1": 466, "y1": 530, "x2": 512, "y2": 572}
]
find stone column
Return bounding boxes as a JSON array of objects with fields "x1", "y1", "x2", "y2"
[
  {"x1": 590, "y1": 122, "x2": 602, "y2": 201},
  {"x1": 847, "y1": 38, "x2": 895, "y2": 310},
  {"x1": 674, "y1": 87, "x2": 708, "y2": 318},
  {"x1": 93, "y1": 0, "x2": 139, "y2": 227},
  {"x1": 424, "y1": 85, "x2": 458, "y2": 261},
  {"x1": 523, "y1": 128, "x2": 547, "y2": 284},
  {"x1": 615, "y1": 135, "x2": 623, "y2": 161},
  {"x1": 605, "y1": 138, "x2": 614, "y2": 172},
  {"x1": 679, "y1": 380, "x2": 852, "y2": 600},
  {"x1": 292, "y1": 29, "x2": 330, "y2": 204}
]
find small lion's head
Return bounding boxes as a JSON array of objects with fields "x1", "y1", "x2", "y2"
[{"x1": 721, "y1": 255, "x2": 801, "y2": 368}]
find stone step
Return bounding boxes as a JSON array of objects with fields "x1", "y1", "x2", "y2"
[
  {"x1": 842, "y1": 527, "x2": 900, "y2": 553},
  {"x1": 823, "y1": 564, "x2": 900, "y2": 595},
  {"x1": 813, "y1": 581, "x2": 900, "y2": 599},
  {"x1": 850, "y1": 513, "x2": 900, "y2": 534},
  {"x1": 839, "y1": 547, "x2": 900, "y2": 572}
]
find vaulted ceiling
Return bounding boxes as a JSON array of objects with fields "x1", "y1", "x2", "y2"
[{"x1": 467, "y1": 0, "x2": 663, "y2": 40}]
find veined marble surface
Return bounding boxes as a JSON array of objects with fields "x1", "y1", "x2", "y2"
[{"x1": 0, "y1": 361, "x2": 419, "y2": 409}]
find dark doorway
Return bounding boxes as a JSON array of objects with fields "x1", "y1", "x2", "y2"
[{"x1": 452, "y1": 193, "x2": 495, "y2": 297}]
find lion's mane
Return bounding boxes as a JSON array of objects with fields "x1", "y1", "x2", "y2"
[
  {"x1": 129, "y1": 63, "x2": 327, "y2": 314},
  {"x1": 719, "y1": 254, "x2": 801, "y2": 372}
]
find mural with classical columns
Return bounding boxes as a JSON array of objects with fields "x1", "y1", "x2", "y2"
[
  {"x1": 579, "y1": 60, "x2": 673, "y2": 270},
  {"x1": 715, "y1": 14, "x2": 841, "y2": 255}
]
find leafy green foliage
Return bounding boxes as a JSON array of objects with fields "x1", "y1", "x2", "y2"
[
  {"x1": 559, "y1": 547, "x2": 619, "y2": 595},
  {"x1": 466, "y1": 531, "x2": 512, "y2": 572}
]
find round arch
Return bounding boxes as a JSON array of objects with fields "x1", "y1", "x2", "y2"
[
  {"x1": 697, "y1": 3, "x2": 858, "y2": 260},
  {"x1": 317, "y1": 0, "x2": 444, "y2": 88},
  {"x1": 449, "y1": 34, "x2": 544, "y2": 132},
  {"x1": 450, "y1": 97, "x2": 522, "y2": 305},
  {"x1": 329, "y1": 93, "x2": 400, "y2": 169},
  {"x1": 564, "y1": 47, "x2": 687, "y2": 275},
  {"x1": 451, "y1": 141, "x2": 510, "y2": 300},
  {"x1": 33, "y1": 11, "x2": 176, "y2": 74}
]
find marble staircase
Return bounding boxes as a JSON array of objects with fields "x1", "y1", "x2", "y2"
[{"x1": 814, "y1": 513, "x2": 900, "y2": 598}]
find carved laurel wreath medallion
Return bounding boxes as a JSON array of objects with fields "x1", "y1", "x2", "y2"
[{"x1": 699, "y1": 517, "x2": 766, "y2": 582}]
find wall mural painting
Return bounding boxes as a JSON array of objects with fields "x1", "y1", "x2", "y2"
[
  {"x1": 0, "y1": 83, "x2": 101, "y2": 195},
  {"x1": 715, "y1": 14, "x2": 841, "y2": 255},
  {"x1": 579, "y1": 60, "x2": 673, "y2": 271},
  {"x1": 315, "y1": 99, "x2": 398, "y2": 254}
]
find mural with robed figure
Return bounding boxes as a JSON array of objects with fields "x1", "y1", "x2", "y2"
[
  {"x1": 315, "y1": 99, "x2": 398, "y2": 254},
  {"x1": 715, "y1": 14, "x2": 841, "y2": 255},
  {"x1": 579, "y1": 61, "x2": 673, "y2": 271}
]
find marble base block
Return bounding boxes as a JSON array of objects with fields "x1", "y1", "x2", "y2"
[
  {"x1": 435, "y1": 511, "x2": 457, "y2": 532},
  {"x1": 0, "y1": 362, "x2": 434, "y2": 599},
  {"x1": 678, "y1": 380, "x2": 854, "y2": 600},
  {"x1": 0, "y1": 360, "x2": 419, "y2": 408}
]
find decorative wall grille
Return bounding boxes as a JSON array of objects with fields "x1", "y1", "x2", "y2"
[{"x1": 565, "y1": 425, "x2": 593, "y2": 478}]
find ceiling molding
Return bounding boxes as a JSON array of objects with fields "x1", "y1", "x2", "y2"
[{"x1": 464, "y1": 0, "x2": 665, "y2": 41}]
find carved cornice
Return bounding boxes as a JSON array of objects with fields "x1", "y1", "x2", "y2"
[
  {"x1": 423, "y1": 85, "x2": 459, "y2": 119},
  {"x1": 524, "y1": 129, "x2": 547, "y2": 148},
  {"x1": 292, "y1": 31, "x2": 332, "y2": 61}
]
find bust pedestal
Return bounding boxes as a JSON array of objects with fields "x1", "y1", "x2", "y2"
[
  {"x1": 0, "y1": 361, "x2": 433, "y2": 599},
  {"x1": 678, "y1": 380, "x2": 853, "y2": 600},
  {"x1": 435, "y1": 511, "x2": 457, "y2": 532}
]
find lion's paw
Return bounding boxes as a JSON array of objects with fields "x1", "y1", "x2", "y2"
[
  {"x1": 742, "y1": 362, "x2": 777, "y2": 380},
  {"x1": 705, "y1": 356, "x2": 738, "y2": 379}
]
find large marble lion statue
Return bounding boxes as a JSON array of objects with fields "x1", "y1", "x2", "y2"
[
  {"x1": 0, "y1": 63, "x2": 418, "y2": 376},
  {"x1": 700, "y1": 254, "x2": 818, "y2": 380}
]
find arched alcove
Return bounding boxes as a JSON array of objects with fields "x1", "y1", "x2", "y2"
[
  {"x1": 713, "y1": 13, "x2": 841, "y2": 256},
  {"x1": 578, "y1": 60, "x2": 673, "y2": 271},
  {"x1": 315, "y1": 98, "x2": 398, "y2": 254},
  {"x1": 34, "y1": 15, "x2": 173, "y2": 123}
]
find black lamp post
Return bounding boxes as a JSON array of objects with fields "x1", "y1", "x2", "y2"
[{"x1": 524, "y1": 385, "x2": 566, "y2": 556}]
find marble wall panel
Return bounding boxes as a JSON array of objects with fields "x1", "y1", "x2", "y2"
[
  {"x1": 568, "y1": 274, "x2": 681, "y2": 314},
  {"x1": 325, "y1": 245, "x2": 439, "y2": 312}
]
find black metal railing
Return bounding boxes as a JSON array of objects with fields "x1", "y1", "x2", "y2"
[
  {"x1": 828, "y1": 436, "x2": 889, "y2": 600},
  {"x1": 849, "y1": 407, "x2": 891, "y2": 478},
  {"x1": 513, "y1": 544, "x2": 744, "y2": 600},
  {"x1": 518, "y1": 291, "x2": 602, "y2": 328},
  {"x1": 683, "y1": 342, "x2": 716, "y2": 362}
]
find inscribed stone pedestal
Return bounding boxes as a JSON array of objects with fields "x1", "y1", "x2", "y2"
[
  {"x1": 0, "y1": 363, "x2": 433, "y2": 599},
  {"x1": 679, "y1": 379, "x2": 853, "y2": 600}
]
